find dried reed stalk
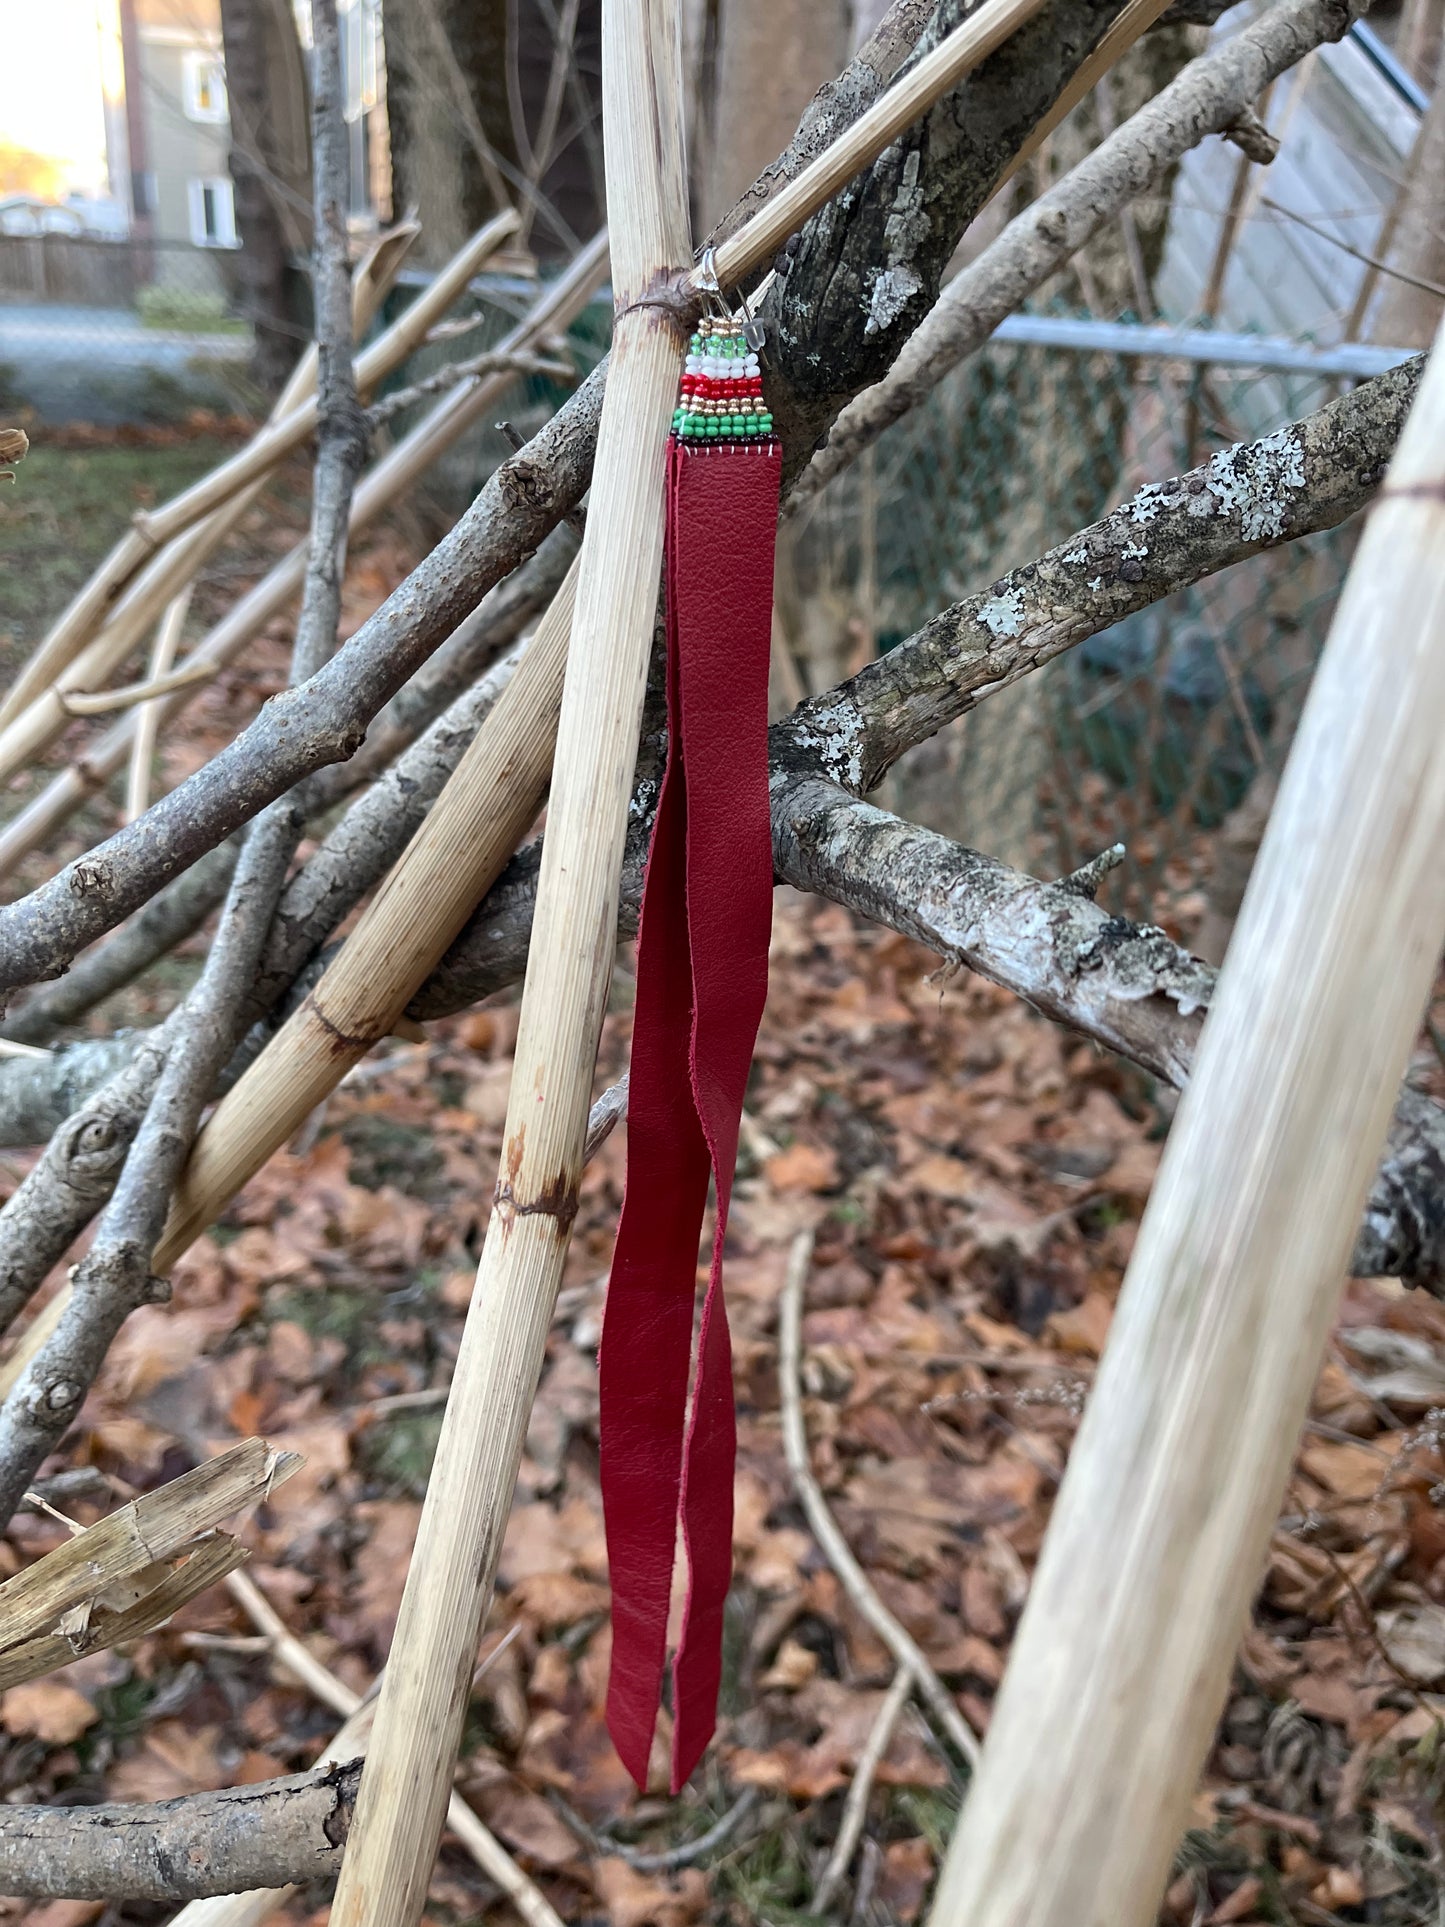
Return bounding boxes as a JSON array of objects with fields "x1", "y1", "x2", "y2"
[
  {"x1": 215, "y1": 1571, "x2": 566, "y2": 1927},
  {"x1": 928, "y1": 320, "x2": 1445, "y2": 1927},
  {"x1": 0, "y1": 217, "x2": 522, "y2": 781},
  {"x1": 0, "y1": 1440, "x2": 298, "y2": 1653},
  {"x1": 0, "y1": 232, "x2": 609, "y2": 882},
  {"x1": 327, "y1": 5, "x2": 691, "y2": 1923},
  {"x1": 136, "y1": 210, "x2": 518, "y2": 550},
  {"x1": 0, "y1": 219, "x2": 431, "y2": 736},
  {"x1": 153, "y1": 563, "x2": 577, "y2": 1268},
  {"x1": 0, "y1": 1535, "x2": 247, "y2": 1691},
  {"x1": 127, "y1": 586, "x2": 195, "y2": 822}
]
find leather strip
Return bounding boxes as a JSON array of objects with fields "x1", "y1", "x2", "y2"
[{"x1": 600, "y1": 438, "x2": 782, "y2": 1793}]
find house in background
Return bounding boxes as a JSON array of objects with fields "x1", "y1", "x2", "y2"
[
  {"x1": 110, "y1": 0, "x2": 238, "y2": 281},
  {"x1": 0, "y1": 0, "x2": 385, "y2": 295}
]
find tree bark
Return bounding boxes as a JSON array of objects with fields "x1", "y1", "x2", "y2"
[{"x1": 0, "y1": 1762, "x2": 360, "y2": 1902}]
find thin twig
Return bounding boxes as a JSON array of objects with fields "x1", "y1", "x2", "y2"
[
  {"x1": 368, "y1": 348, "x2": 575, "y2": 429},
  {"x1": 222, "y1": 1568, "x2": 564, "y2": 1927},
  {"x1": 621, "y1": 1788, "x2": 762, "y2": 1873},
  {"x1": 814, "y1": 1665, "x2": 916, "y2": 1911},
  {"x1": 780, "y1": 1228, "x2": 982, "y2": 1771},
  {"x1": 1261, "y1": 194, "x2": 1445, "y2": 301},
  {"x1": 549, "y1": 1786, "x2": 761, "y2": 1872}
]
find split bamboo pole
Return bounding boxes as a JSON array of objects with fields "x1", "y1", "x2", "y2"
[
  {"x1": 928, "y1": 318, "x2": 1445, "y2": 1927},
  {"x1": 327, "y1": 2, "x2": 692, "y2": 1922},
  {"x1": 0, "y1": 215, "x2": 520, "y2": 777},
  {"x1": 0, "y1": 233, "x2": 609, "y2": 883},
  {"x1": 126, "y1": 586, "x2": 194, "y2": 823}
]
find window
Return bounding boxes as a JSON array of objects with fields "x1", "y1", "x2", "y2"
[
  {"x1": 188, "y1": 176, "x2": 238, "y2": 249},
  {"x1": 183, "y1": 50, "x2": 228, "y2": 123}
]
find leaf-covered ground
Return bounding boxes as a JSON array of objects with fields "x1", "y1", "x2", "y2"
[
  {"x1": 3, "y1": 440, "x2": 1445, "y2": 1927},
  {"x1": 3, "y1": 880, "x2": 1445, "y2": 1927}
]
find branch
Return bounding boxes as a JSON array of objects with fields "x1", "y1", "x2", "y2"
[
  {"x1": 0, "y1": 1762, "x2": 362, "y2": 1902},
  {"x1": 0, "y1": 548, "x2": 574, "y2": 1343},
  {"x1": 0, "y1": 0, "x2": 1176, "y2": 999},
  {"x1": 0, "y1": 363, "x2": 1427, "y2": 1258},
  {"x1": 769, "y1": 774, "x2": 1445, "y2": 1291},
  {"x1": 779, "y1": 1228, "x2": 981, "y2": 1768},
  {"x1": 0, "y1": 532, "x2": 573, "y2": 1057},
  {"x1": 366, "y1": 348, "x2": 576, "y2": 429},
  {"x1": 0, "y1": 1021, "x2": 178, "y2": 1340},
  {"x1": 0, "y1": 823, "x2": 299, "y2": 1523},
  {"x1": 0, "y1": 16, "x2": 368, "y2": 1525},
  {"x1": 789, "y1": 0, "x2": 1367, "y2": 509},
  {"x1": 757, "y1": 0, "x2": 1148, "y2": 481},
  {"x1": 774, "y1": 355, "x2": 1423, "y2": 795},
  {"x1": 813, "y1": 1667, "x2": 916, "y2": 1911},
  {"x1": 415, "y1": 360, "x2": 1416, "y2": 1018},
  {"x1": 0, "y1": 844, "x2": 240, "y2": 1049},
  {"x1": 0, "y1": 362, "x2": 605, "y2": 1006}
]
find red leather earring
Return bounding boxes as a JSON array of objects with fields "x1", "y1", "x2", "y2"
[{"x1": 598, "y1": 305, "x2": 782, "y2": 1795}]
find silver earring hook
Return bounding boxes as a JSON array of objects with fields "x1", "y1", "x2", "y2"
[
  {"x1": 696, "y1": 245, "x2": 729, "y2": 320},
  {"x1": 697, "y1": 243, "x2": 766, "y2": 351}
]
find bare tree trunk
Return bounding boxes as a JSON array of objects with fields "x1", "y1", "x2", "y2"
[
  {"x1": 218, "y1": 0, "x2": 312, "y2": 396},
  {"x1": 384, "y1": 0, "x2": 517, "y2": 264},
  {"x1": 701, "y1": 0, "x2": 851, "y2": 228}
]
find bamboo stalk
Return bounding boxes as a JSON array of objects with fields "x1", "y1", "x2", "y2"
[
  {"x1": 0, "y1": 220, "x2": 424, "y2": 737},
  {"x1": 928, "y1": 318, "x2": 1445, "y2": 1927},
  {"x1": 218, "y1": 1571, "x2": 566, "y2": 1927},
  {"x1": 0, "y1": 233, "x2": 609, "y2": 883},
  {"x1": 59, "y1": 658, "x2": 215, "y2": 717},
  {"x1": 327, "y1": 5, "x2": 691, "y2": 1923},
  {"x1": 153, "y1": 563, "x2": 577, "y2": 1270},
  {"x1": 0, "y1": 216, "x2": 520, "y2": 784},
  {"x1": 127, "y1": 586, "x2": 194, "y2": 822}
]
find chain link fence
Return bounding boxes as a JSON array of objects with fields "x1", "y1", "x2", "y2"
[{"x1": 0, "y1": 236, "x2": 259, "y2": 425}]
